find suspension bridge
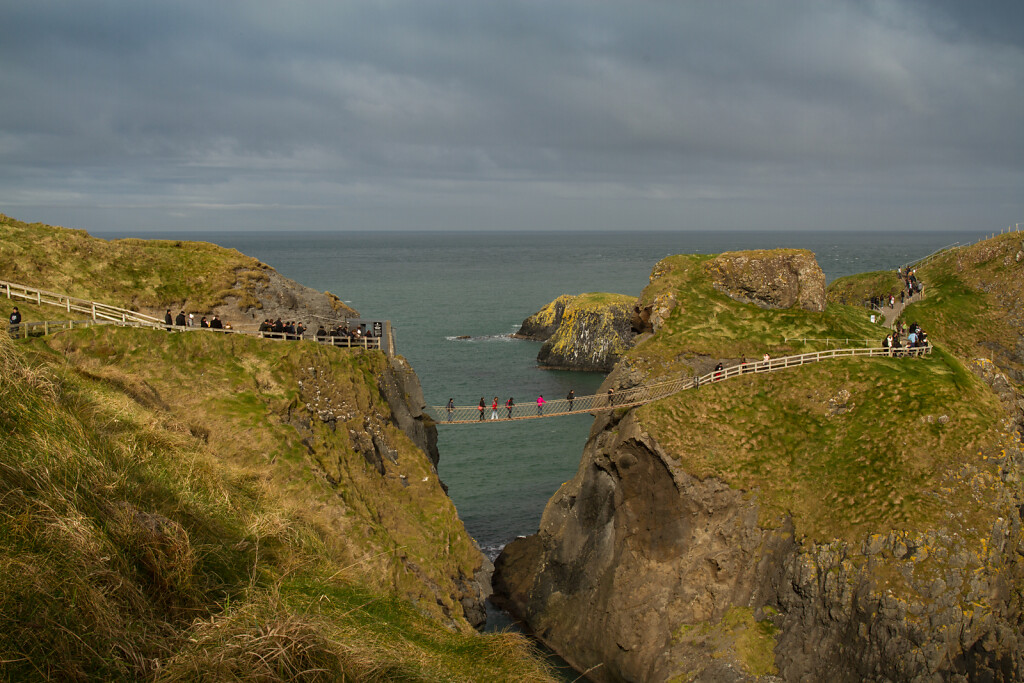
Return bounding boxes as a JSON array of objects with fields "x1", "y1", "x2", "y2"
[{"x1": 428, "y1": 345, "x2": 932, "y2": 424}]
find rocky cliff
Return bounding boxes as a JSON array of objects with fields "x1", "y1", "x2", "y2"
[
  {"x1": 494, "y1": 243, "x2": 1024, "y2": 682},
  {"x1": 515, "y1": 293, "x2": 638, "y2": 372}
]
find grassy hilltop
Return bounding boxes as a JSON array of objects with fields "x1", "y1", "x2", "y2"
[
  {"x1": 0, "y1": 213, "x2": 354, "y2": 320},
  {"x1": 0, "y1": 216, "x2": 557, "y2": 682},
  {"x1": 625, "y1": 252, "x2": 886, "y2": 381},
  {"x1": 626, "y1": 244, "x2": 1019, "y2": 544}
]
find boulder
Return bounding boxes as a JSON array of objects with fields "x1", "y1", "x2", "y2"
[{"x1": 704, "y1": 249, "x2": 826, "y2": 312}]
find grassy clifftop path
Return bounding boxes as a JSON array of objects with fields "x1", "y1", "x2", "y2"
[{"x1": 0, "y1": 214, "x2": 356, "y2": 326}]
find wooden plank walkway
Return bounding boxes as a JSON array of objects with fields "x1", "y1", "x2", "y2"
[{"x1": 432, "y1": 346, "x2": 933, "y2": 425}]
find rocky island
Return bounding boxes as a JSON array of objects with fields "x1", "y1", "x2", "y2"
[
  {"x1": 494, "y1": 241, "x2": 1024, "y2": 682},
  {"x1": 515, "y1": 292, "x2": 640, "y2": 372}
]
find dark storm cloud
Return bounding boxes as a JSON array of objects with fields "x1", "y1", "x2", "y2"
[{"x1": 1, "y1": 0, "x2": 1022, "y2": 231}]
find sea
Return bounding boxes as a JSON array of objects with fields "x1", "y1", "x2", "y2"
[{"x1": 96, "y1": 227, "x2": 989, "y2": 635}]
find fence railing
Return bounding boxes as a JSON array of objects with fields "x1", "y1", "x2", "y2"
[
  {"x1": 1, "y1": 280, "x2": 162, "y2": 325},
  {"x1": 6, "y1": 317, "x2": 383, "y2": 351},
  {"x1": 431, "y1": 345, "x2": 932, "y2": 424}
]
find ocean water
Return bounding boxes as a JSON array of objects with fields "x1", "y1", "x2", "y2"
[{"x1": 98, "y1": 227, "x2": 986, "y2": 632}]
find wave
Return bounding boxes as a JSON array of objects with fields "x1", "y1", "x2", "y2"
[{"x1": 445, "y1": 332, "x2": 517, "y2": 343}]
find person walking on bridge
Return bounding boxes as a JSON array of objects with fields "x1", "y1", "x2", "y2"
[
  {"x1": 505, "y1": 396, "x2": 514, "y2": 419},
  {"x1": 490, "y1": 397, "x2": 499, "y2": 420},
  {"x1": 536, "y1": 395, "x2": 545, "y2": 415},
  {"x1": 567, "y1": 389, "x2": 575, "y2": 411},
  {"x1": 478, "y1": 398, "x2": 486, "y2": 421},
  {"x1": 446, "y1": 398, "x2": 454, "y2": 422}
]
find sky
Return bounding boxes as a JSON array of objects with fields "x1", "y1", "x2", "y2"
[{"x1": 1, "y1": 0, "x2": 1023, "y2": 233}]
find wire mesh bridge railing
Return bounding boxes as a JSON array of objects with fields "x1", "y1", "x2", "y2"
[{"x1": 429, "y1": 345, "x2": 932, "y2": 425}]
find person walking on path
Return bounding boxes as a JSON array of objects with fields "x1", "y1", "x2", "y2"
[
  {"x1": 566, "y1": 389, "x2": 575, "y2": 411},
  {"x1": 506, "y1": 396, "x2": 515, "y2": 419},
  {"x1": 490, "y1": 397, "x2": 499, "y2": 420},
  {"x1": 164, "y1": 310, "x2": 173, "y2": 331},
  {"x1": 8, "y1": 306, "x2": 21, "y2": 338},
  {"x1": 536, "y1": 395, "x2": 545, "y2": 415},
  {"x1": 446, "y1": 398, "x2": 455, "y2": 422},
  {"x1": 478, "y1": 398, "x2": 486, "y2": 421}
]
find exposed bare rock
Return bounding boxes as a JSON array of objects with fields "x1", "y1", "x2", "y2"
[
  {"x1": 704, "y1": 249, "x2": 826, "y2": 312},
  {"x1": 224, "y1": 267, "x2": 358, "y2": 328}
]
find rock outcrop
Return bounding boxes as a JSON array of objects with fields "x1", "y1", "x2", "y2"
[
  {"x1": 515, "y1": 293, "x2": 638, "y2": 372},
  {"x1": 232, "y1": 267, "x2": 358, "y2": 326},
  {"x1": 704, "y1": 249, "x2": 826, "y2": 312}
]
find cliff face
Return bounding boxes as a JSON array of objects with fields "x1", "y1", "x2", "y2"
[
  {"x1": 516, "y1": 293, "x2": 638, "y2": 372},
  {"x1": 495, "y1": 394, "x2": 1024, "y2": 682}
]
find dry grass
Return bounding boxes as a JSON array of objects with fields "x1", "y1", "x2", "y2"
[
  {"x1": 1, "y1": 329, "x2": 559, "y2": 681},
  {"x1": 0, "y1": 213, "x2": 269, "y2": 314}
]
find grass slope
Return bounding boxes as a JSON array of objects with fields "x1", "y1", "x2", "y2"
[
  {"x1": 1, "y1": 213, "x2": 268, "y2": 313},
  {"x1": 628, "y1": 254, "x2": 886, "y2": 379},
  {"x1": 640, "y1": 350, "x2": 1003, "y2": 543},
  {"x1": 0, "y1": 328, "x2": 557, "y2": 682},
  {"x1": 616, "y1": 246, "x2": 1018, "y2": 546}
]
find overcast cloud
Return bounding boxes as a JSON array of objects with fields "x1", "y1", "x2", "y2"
[{"x1": 1, "y1": 0, "x2": 1022, "y2": 232}]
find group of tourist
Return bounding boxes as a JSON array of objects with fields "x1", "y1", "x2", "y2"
[
  {"x1": 865, "y1": 267, "x2": 924, "y2": 313},
  {"x1": 164, "y1": 310, "x2": 226, "y2": 330},
  {"x1": 883, "y1": 321, "x2": 929, "y2": 353},
  {"x1": 258, "y1": 318, "x2": 305, "y2": 339},
  {"x1": 448, "y1": 388, "x2": 589, "y2": 422},
  {"x1": 160, "y1": 311, "x2": 381, "y2": 348},
  {"x1": 313, "y1": 323, "x2": 378, "y2": 343}
]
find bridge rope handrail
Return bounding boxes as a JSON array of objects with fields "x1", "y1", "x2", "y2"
[{"x1": 430, "y1": 345, "x2": 932, "y2": 424}]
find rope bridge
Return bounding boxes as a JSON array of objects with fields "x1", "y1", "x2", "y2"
[{"x1": 429, "y1": 346, "x2": 932, "y2": 425}]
